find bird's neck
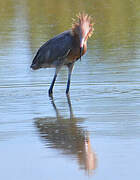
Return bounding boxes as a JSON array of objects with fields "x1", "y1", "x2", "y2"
[
  {"x1": 73, "y1": 32, "x2": 87, "y2": 47},
  {"x1": 72, "y1": 34, "x2": 87, "y2": 56}
]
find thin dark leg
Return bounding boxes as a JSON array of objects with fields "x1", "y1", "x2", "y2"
[
  {"x1": 66, "y1": 73, "x2": 71, "y2": 94},
  {"x1": 49, "y1": 73, "x2": 57, "y2": 95},
  {"x1": 48, "y1": 66, "x2": 61, "y2": 95},
  {"x1": 66, "y1": 64, "x2": 74, "y2": 94}
]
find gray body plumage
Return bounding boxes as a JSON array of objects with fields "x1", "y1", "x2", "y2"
[
  {"x1": 30, "y1": 13, "x2": 93, "y2": 94},
  {"x1": 31, "y1": 30, "x2": 73, "y2": 70}
]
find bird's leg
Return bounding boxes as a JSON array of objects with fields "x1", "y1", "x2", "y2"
[
  {"x1": 49, "y1": 73, "x2": 57, "y2": 95},
  {"x1": 49, "y1": 67, "x2": 60, "y2": 95},
  {"x1": 66, "y1": 63, "x2": 74, "y2": 94}
]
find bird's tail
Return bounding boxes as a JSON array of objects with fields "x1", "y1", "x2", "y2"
[
  {"x1": 30, "y1": 63, "x2": 40, "y2": 70},
  {"x1": 30, "y1": 51, "x2": 41, "y2": 70}
]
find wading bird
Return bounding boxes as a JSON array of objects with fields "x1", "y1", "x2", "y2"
[{"x1": 30, "y1": 13, "x2": 94, "y2": 95}]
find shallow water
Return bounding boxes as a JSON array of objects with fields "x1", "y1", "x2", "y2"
[{"x1": 0, "y1": 0, "x2": 140, "y2": 179}]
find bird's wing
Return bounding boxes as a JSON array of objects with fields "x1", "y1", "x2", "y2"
[{"x1": 32, "y1": 31, "x2": 73, "y2": 66}]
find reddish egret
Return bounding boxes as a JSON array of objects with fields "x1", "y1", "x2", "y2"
[{"x1": 30, "y1": 13, "x2": 94, "y2": 95}]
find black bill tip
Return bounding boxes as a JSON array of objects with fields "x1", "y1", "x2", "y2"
[{"x1": 80, "y1": 47, "x2": 82, "y2": 61}]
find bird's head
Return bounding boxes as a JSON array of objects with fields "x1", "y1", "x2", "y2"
[{"x1": 72, "y1": 13, "x2": 94, "y2": 60}]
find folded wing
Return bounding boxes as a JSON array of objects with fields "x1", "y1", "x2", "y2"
[{"x1": 31, "y1": 31, "x2": 73, "y2": 69}]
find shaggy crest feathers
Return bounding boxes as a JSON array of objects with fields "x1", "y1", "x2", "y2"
[{"x1": 72, "y1": 13, "x2": 94, "y2": 38}]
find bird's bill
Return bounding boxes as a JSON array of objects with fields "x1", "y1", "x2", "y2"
[
  {"x1": 80, "y1": 38, "x2": 85, "y2": 49},
  {"x1": 80, "y1": 47, "x2": 82, "y2": 61},
  {"x1": 79, "y1": 38, "x2": 84, "y2": 61}
]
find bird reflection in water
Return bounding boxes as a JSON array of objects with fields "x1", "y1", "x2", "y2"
[{"x1": 34, "y1": 95, "x2": 97, "y2": 175}]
